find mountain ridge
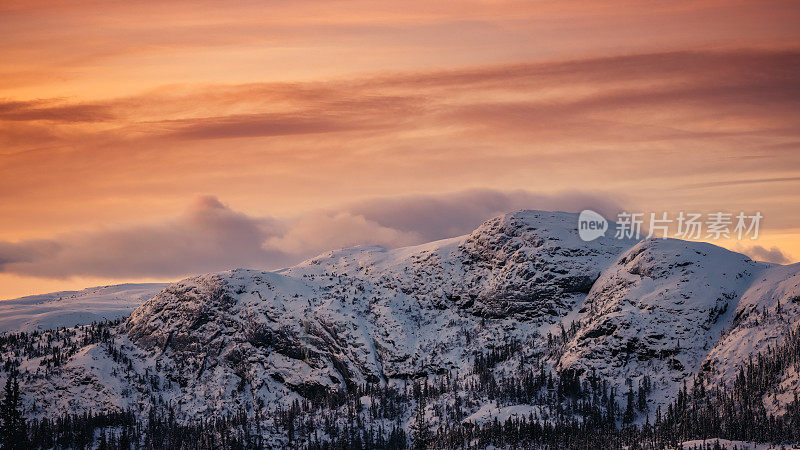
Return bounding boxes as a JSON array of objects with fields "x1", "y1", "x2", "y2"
[{"x1": 1, "y1": 209, "x2": 798, "y2": 447}]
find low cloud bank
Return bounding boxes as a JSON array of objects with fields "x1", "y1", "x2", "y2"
[{"x1": 0, "y1": 189, "x2": 622, "y2": 279}]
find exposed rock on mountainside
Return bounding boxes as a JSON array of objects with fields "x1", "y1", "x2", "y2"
[{"x1": 456, "y1": 211, "x2": 636, "y2": 319}]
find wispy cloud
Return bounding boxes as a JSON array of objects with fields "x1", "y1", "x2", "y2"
[
  {"x1": 0, "y1": 99, "x2": 113, "y2": 123},
  {"x1": 4, "y1": 49, "x2": 799, "y2": 145},
  {"x1": 1, "y1": 49, "x2": 798, "y2": 256},
  {"x1": 737, "y1": 244, "x2": 792, "y2": 264},
  {"x1": 683, "y1": 176, "x2": 800, "y2": 189}
]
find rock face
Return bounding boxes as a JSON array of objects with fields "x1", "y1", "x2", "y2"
[
  {"x1": 4, "y1": 209, "x2": 800, "y2": 437},
  {"x1": 558, "y1": 239, "x2": 764, "y2": 402},
  {"x1": 455, "y1": 211, "x2": 637, "y2": 319}
]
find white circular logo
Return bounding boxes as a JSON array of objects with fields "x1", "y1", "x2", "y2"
[{"x1": 578, "y1": 209, "x2": 608, "y2": 241}]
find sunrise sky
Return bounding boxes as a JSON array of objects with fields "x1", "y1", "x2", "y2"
[{"x1": 1, "y1": 0, "x2": 799, "y2": 299}]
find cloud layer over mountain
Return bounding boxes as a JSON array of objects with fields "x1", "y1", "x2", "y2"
[{"x1": 0, "y1": 190, "x2": 624, "y2": 279}]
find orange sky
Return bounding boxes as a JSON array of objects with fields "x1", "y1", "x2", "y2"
[{"x1": 1, "y1": 0, "x2": 800, "y2": 299}]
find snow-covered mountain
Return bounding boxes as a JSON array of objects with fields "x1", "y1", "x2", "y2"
[
  {"x1": 0, "y1": 283, "x2": 168, "y2": 333},
  {"x1": 1, "y1": 210, "x2": 798, "y2": 448},
  {"x1": 117, "y1": 211, "x2": 635, "y2": 415}
]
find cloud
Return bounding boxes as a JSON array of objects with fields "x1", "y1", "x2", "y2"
[
  {"x1": 162, "y1": 101, "x2": 420, "y2": 140},
  {"x1": 738, "y1": 245, "x2": 792, "y2": 264},
  {"x1": 0, "y1": 190, "x2": 624, "y2": 279},
  {"x1": 682, "y1": 176, "x2": 800, "y2": 189},
  {"x1": 1, "y1": 49, "x2": 799, "y2": 278},
  {"x1": 0, "y1": 195, "x2": 287, "y2": 278},
  {"x1": 161, "y1": 50, "x2": 800, "y2": 146},
  {"x1": 6, "y1": 49, "x2": 800, "y2": 144},
  {"x1": 343, "y1": 189, "x2": 624, "y2": 243},
  {"x1": 265, "y1": 212, "x2": 422, "y2": 256},
  {"x1": 0, "y1": 240, "x2": 60, "y2": 267},
  {"x1": 0, "y1": 99, "x2": 113, "y2": 122}
]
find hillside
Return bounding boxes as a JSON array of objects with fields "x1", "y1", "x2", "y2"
[{"x1": 0, "y1": 283, "x2": 168, "y2": 333}]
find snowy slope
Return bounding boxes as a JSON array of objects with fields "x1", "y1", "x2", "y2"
[
  {"x1": 558, "y1": 239, "x2": 766, "y2": 413},
  {"x1": 700, "y1": 262, "x2": 800, "y2": 415},
  {"x1": 0, "y1": 283, "x2": 168, "y2": 333},
  {"x1": 680, "y1": 439, "x2": 789, "y2": 449}
]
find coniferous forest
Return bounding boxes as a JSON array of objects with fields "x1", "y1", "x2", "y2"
[{"x1": 1, "y1": 321, "x2": 799, "y2": 449}]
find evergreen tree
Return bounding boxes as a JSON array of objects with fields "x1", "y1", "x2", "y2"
[
  {"x1": 623, "y1": 384, "x2": 635, "y2": 425},
  {"x1": 411, "y1": 401, "x2": 431, "y2": 449},
  {"x1": 0, "y1": 371, "x2": 26, "y2": 448}
]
